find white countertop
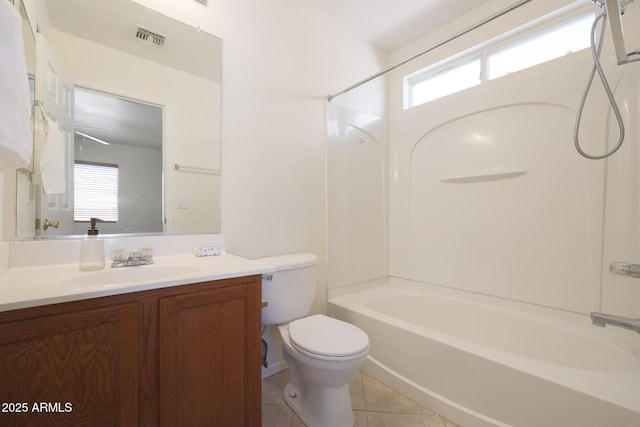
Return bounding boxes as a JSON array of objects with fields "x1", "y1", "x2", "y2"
[{"x1": 0, "y1": 253, "x2": 275, "y2": 312}]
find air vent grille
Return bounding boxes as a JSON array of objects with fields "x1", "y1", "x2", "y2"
[{"x1": 134, "y1": 27, "x2": 166, "y2": 49}]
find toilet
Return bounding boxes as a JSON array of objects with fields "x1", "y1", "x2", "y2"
[{"x1": 260, "y1": 253, "x2": 370, "y2": 427}]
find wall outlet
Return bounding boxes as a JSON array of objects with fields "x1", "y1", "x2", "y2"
[{"x1": 176, "y1": 197, "x2": 189, "y2": 209}]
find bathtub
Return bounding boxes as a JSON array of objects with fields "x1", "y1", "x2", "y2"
[{"x1": 328, "y1": 277, "x2": 640, "y2": 427}]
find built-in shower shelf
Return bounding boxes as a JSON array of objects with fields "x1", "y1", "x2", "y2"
[{"x1": 440, "y1": 170, "x2": 527, "y2": 183}]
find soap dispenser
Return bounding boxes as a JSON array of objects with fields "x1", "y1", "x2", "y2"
[{"x1": 79, "y1": 218, "x2": 105, "y2": 271}]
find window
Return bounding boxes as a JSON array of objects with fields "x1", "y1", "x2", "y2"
[
  {"x1": 408, "y1": 58, "x2": 481, "y2": 106},
  {"x1": 405, "y1": 12, "x2": 594, "y2": 108},
  {"x1": 487, "y1": 14, "x2": 593, "y2": 79},
  {"x1": 74, "y1": 161, "x2": 119, "y2": 222}
]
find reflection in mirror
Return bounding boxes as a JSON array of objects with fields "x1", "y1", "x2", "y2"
[
  {"x1": 15, "y1": 0, "x2": 222, "y2": 238},
  {"x1": 73, "y1": 87, "x2": 163, "y2": 234}
]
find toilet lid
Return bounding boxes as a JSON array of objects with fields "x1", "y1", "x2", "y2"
[{"x1": 288, "y1": 314, "x2": 369, "y2": 358}]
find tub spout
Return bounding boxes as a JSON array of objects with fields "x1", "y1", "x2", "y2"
[{"x1": 591, "y1": 312, "x2": 640, "y2": 334}]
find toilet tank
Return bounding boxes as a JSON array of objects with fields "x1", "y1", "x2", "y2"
[{"x1": 259, "y1": 253, "x2": 318, "y2": 325}]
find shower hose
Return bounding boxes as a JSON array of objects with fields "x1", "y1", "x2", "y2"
[{"x1": 574, "y1": 10, "x2": 626, "y2": 160}]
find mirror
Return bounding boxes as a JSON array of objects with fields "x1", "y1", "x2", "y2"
[{"x1": 16, "y1": 0, "x2": 222, "y2": 238}]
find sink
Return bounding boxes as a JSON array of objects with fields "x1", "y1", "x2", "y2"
[{"x1": 59, "y1": 264, "x2": 202, "y2": 291}]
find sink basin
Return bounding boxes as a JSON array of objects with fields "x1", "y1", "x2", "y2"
[{"x1": 60, "y1": 264, "x2": 202, "y2": 291}]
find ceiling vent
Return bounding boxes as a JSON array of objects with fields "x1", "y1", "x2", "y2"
[{"x1": 134, "y1": 27, "x2": 166, "y2": 49}]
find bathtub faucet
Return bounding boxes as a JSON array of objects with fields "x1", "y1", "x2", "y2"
[{"x1": 591, "y1": 312, "x2": 640, "y2": 334}]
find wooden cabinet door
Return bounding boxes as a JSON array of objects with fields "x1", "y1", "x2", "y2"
[
  {"x1": 0, "y1": 303, "x2": 138, "y2": 427},
  {"x1": 159, "y1": 278, "x2": 261, "y2": 427}
]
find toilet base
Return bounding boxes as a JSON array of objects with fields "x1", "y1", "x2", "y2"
[{"x1": 284, "y1": 381, "x2": 354, "y2": 427}]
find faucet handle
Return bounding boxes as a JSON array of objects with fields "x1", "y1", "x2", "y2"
[
  {"x1": 141, "y1": 247, "x2": 154, "y2": 264},
  {"x1": 609, "y1": 262, "x2": 640, "y2": 278},
  {"x1": 110, "y1": 248, "x2": 126, "y2": 262},
  {"x1": 109, "y1": 248, "x2": 129, "y2": 268}
]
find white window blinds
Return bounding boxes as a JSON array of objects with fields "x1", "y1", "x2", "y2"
[{"x1": 73, "y1": 161, "x2": 119, "y2": 222}]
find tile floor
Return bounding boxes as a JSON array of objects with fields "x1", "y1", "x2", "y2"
[{"x1": 262, "y1": 370, "x2": 459, "y2": 427}]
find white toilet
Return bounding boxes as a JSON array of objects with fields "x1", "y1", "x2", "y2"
[{"x1": 260, "y1": 253, "x2": 370, "y2": 427}]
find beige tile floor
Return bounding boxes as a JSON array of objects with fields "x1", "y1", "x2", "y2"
[{"x1": 262, "y1": 370, "x2": 459, "y2": 427}]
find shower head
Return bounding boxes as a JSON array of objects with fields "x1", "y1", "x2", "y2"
[
  {"x1": 598, "y1": 0, "x2": 639, "y2": 64},
  {"x1": 605, "y1": 0, "x2": 637, "y2": 64},
  {"x1": 590, "y1": 0, "x2": 632, "y2": 11}
]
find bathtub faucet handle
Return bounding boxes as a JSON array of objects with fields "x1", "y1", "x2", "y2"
[{"x1": 609, "y1": 262, "x2": 640, "y2": 278}]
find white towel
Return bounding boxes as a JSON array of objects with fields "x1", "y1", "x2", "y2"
[
  {"x1": 40, "y1": 121, "x2": 66, "y2": 194},
  {"x1": 31, "y1": 108, "x2": 46, "y2": 186},
  {"x1": 0, "y1": 0, "x2": 33, "y2": 171},
  {"x1": 32, "y1": 111, "x2": 66, "y2": 194}
]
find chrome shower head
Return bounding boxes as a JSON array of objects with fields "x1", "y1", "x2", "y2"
[
  {"x1": 590, "y1": 0, "x2": 633, "y2": 12},
  {"x1": 596, "y1": 0, "x2": 639, "y2": 64}
]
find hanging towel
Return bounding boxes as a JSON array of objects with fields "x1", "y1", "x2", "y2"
[
  {"x1": 0, "y1": 0, "x2": 33, "y2": 171},
  {"x1": 31, "y1": 107, "x2": 46, "y2": 186},
  {"x1": 32, "y1": 110, "x2": 65, "y2": 194},
  {"x1": 40, "y1": 120, "x2": 65, "y2": 194}
]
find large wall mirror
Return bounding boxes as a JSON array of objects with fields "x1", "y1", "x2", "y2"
[{"x1": 16, "y1": 0, "x2": 221, "y2": 238}]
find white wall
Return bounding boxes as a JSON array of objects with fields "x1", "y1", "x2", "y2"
[{"x1": 130, "y1": 0, "x2": 386, "y2": 317}]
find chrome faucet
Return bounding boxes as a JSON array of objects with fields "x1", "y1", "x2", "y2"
[
  {"x1": 111, "y1": 248, "x2": 154, "y2": 268},
  {"x1": 591, "y1": 312, "x2": 640, "y2": 334}
]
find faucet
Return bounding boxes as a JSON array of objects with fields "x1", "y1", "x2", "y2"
[
  {"x1": 111, "y1": 248, "x2": 154, "y2": 268},
  {"x1": 591, "y1": 312, "x2": 640, "y2": 334}
]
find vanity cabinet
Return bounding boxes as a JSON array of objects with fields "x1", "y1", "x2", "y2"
[
  {"x1": 159, "y1": 280, "x2": 261, "y2": 426},
  {"x1": 0, "y1": 302, "x2": 138, "y2": 426},
  {"x1": 0, "y1": 275, "x2": 261, "y2": 427}
]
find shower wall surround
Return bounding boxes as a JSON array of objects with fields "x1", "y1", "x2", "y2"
[
  {"x1": 327, "y1": 1, "x2": 640, "y2": 318},
  {"x1": 326, "y1": 104, "x2": 388, "y2": 287}
]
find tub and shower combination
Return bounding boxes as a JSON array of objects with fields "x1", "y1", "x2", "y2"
[
  {"x1": 329, "y1": 278, "x2": 640, "y2": 427},
  {"x1": 327, "y1": 96, "x2": 640, "y2": 425},
  {"x1": 326, "y1": 2, "x2": 640, "y2": 426}
]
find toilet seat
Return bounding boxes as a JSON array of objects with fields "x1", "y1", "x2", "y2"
[{"x1": 288, "y1": 314, "x2": 369, "y2": 360}]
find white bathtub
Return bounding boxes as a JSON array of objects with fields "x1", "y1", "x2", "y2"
[{"x1": 328, "y1": 277, "x2": 640, "y2": 427}]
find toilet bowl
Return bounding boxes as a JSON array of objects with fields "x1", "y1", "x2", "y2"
[
  {"x1": 278, "y1": 315, "x2": 369, "y2": 427},
  {"x1": 259, "y1": 254, "x2": 370, "y2": 427}
]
